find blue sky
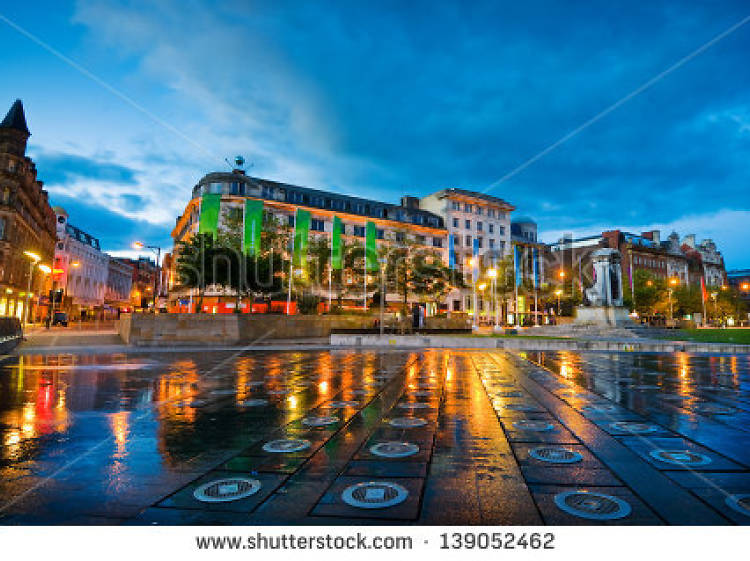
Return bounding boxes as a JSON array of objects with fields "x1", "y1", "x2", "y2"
[{"x1": 1, "y1": 1, "x2": 749, "y2": 266}]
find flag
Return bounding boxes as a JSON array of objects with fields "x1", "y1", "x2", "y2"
[
  {"x1": 448, "y1": 234, "x2": 456, "y2": 269},
  {"x1": 701, "y1": 276, "x2": 707, "y2": 302},
  {"x1": 532, "y1": 247, "x2": 539, "y2": 288},
  {"x1": 365, "y1": 221, "x2": 378, "y2": 271},
  {"x1": 243, "y1": 199, "x2": 263, "y2": 257},
  {"x1": 331, "y1": 215, "x2": 343, "y2": 270},
  {"x1": 472, "y1": 238, "x2": 479, "y2": 282},
  {"x1": 198, "y1": 194, "x2": 221, "y2": 237},
  {"x1": 292, "y1": 208, "x2": 311, "y2": 269},
  {"x1": 514, "y1": 245, "x2": 523, "y2": 286}
]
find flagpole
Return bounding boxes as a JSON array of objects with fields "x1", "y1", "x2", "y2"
[
  {"x1": 328, "y1": 235, "x2": 332, "y2": 312},
  {"x1": 287, "y1": 217, "x2": 294, "y2": 315},
  {"x1": 364, "y1": 260, "x2": 367, "y2": 311}
]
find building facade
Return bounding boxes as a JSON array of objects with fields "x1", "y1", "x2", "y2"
[
  {"x1": 53, "y1": 207, "x2": 109, "y2": 315},
  {"x1": 169, "y1": 169, "x2": 449, "y2": 312},
  {"x1": 116, "y1": 257, "x2": 158, "y2": 310},
  {"x1": 105, "y1": 257, "x2": 134, "y2": 311},
  {"x1": 0, "y1": 99, "x2": 57, "y2": 322},
  {"x1": 419, "y1": 188, "x2": 514, "y2": 314}
]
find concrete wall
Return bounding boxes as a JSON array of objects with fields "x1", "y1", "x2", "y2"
[{"x1": 118, "y1": 313, "x2": 374, "y2": 346}]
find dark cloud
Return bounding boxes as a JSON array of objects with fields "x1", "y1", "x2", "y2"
[{"x1": 32, "y1": 150, "x2": 139, "y2": 187}]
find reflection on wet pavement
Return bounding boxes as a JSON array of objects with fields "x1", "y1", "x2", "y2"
[{"x1": 0, "y1": 349, "x2": 748, "y2": 525}]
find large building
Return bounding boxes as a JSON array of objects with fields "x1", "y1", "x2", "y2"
[
  {"x1": 105, "y1": 257, "x2": 134, "y2": 311},
  {"x1": 53, "y1": 207, "x2": 110, "y2": 316},
  {"x1": 169, "y1": 169, "x2": 449, "y2": 312},
  {"x1": 548, "y1": 229, "x2": 726, "y2": 303},
  {"x1": 419, "y1": 188, "x2": 514, "y2": 314},
  {"x1": 115, "y1": 256, "x2": 159, "y2": 310},
  {"x1": 0, "y1": 99, "x2": 57, "y2": 322}
]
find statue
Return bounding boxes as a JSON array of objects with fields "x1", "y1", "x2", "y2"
[{"x1": 576, "y1": 248, "x2": 632, "y2": 327}]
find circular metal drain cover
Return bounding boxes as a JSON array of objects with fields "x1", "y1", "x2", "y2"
[
  {"x1": 389, "y1": 417, "x2": 428, "y2": 428},
  {"x1": 302, "y1": 415, "x2": 339, "y2": 427},
  {"x1": 694, "y1": 404, "x2": 735, "y2": 415},
  {"x1": 193, "y1": 478, "x2": 261, "y2": 503},
  {"x1": 504, "y1": 403, "x2": 538, "y2": 412},
  {"x1": 529, "y1": 446, "x2": 583, "y2": 464},
  {"x1": 512, "y1": 420, "x2": 554, "y2": 432},
  {"x1": 398, "y1": 402, "x2": 430, "y2": 409},
  {"x1": 341, "y1": 481, "x2": 408, "y2": 509},
  {"x1": 370, "y1": 441, "x2": 419, "y2": 458},
  {"x1": 648, "y1": 449, "x2": 712, "y2": 466},
  {"x1": 726, "y1": 494, "x2": 750, "y2": 517},
  {"x1": 583, "y1": 404, "x2": 618, "y2": 413},
  {"x1": 239, "y1": 398, "x2": 268, "y2": 407},
  {"x1": 262, "y1": 439, "x2": 311, "y2": 453},
  {"x1": 554, "y1": 491, "x2": 631, "y2": 520},
  {"x1": 326, "y1": 400, "x2": 360, "y2": 408},
  {"x1": 609, "y1": 421, "x2": 659, "y2": 434},
  {"x1": 495, "y1": 391, "x2": 524, "y2": 398}
]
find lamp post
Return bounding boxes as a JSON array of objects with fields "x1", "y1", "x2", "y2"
[
  {"x1": 133, "y1": 242, "x2": 162, "y2": 313},
  {"x1": 487, "y1": 267, "x2": 498, "y2": 328},
  {"x1": 22, "y1": 251, "x2": 41, "y2": 326},
  {"x1": 668, "y1": 277, "x2": 679, "y2": 324},
  {"x1": 555, "y1": 289, "x2": 563, "y2": 316},
  {"x1": 477, "y1": 282, "x2": 487, "y2": 325}
]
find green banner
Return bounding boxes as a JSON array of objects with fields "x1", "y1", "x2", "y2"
[
  {"x1": 292, "y1": 208, "x2": 311, "y2": 269},
  {"x1": 331, "y1": 215, "x2": 343, "y2": 270},
  {"x1": 243, "y1": 199, "x2": 263, "y2": 257},
  {"x1": 198, "y1": 194, "x2": 221, "y2": 236},
  {"x1": 365, "y1": 221, "x2": 378, "y2": 271}
]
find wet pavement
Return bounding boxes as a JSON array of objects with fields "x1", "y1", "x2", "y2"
[{"x1": 0, "y1": 347, "x2": 749, "y2": 525}]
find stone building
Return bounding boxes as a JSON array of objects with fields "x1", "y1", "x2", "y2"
[
  {"x1": 53, "y1": 207, "x2": 109, "y2": 316},
  {"x1": 105, "y1": 257, "x2": 134, "y2": 311},
  {"x1": 0, "y1": 99, "x2": 57, "y2": 322}
]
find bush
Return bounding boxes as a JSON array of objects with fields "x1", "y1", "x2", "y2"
[{"x1": 297, "y1": 294, "x2": 320, "y2": 315}]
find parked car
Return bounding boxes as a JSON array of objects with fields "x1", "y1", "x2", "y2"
[{"x1": 52, "y1": 311, "x2": 68, "y2": 327}]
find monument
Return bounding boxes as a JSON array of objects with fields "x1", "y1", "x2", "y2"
[{"x1": 575, "y1": 248, "x2": 633, "y2": 326}]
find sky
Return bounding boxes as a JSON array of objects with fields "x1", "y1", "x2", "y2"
[{"x1": 1, "y1": 1, "x2": 749, "y2": 266}]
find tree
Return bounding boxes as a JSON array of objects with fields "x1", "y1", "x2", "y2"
[{"x1": 174, "y1": 233, "x2": 217, "y2": 312}]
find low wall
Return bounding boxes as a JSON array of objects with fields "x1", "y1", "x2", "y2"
[
  {"x1": 329, "y1": 334, "x2": 750, "y2": 354},
  {"x1": 118, "y1": 313, "x2": 375, "y2": 346}
]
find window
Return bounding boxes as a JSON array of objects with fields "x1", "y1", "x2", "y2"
[
  {"x1": 476, "y1": 207, "x2": 483, "y2": 215},
  {"x1": 376, "y1": 229, "x2": 384, "y2": 239},
  {"x1": 0, "y1": 217, "x2": 4, "y2": 240},
  {"x1": 499, "y1": 241, "x2": 506, "y2": 251},
  {"x1": 353, "y1": 225, "x2": 365, "y2": 237},
  {"x1": 477, "y1": 237, "x2": 483, "y2": 248},
  {"x1": 311, "y1": 219, "x2": 325, "y2": 232},
  {"x1": 476, "y1": 221, "x2": 483, "y2": 232},
  {"x1": 432, "y1": 237, "x2": 443, "y2": 248},
  {"x1": 499, "y1": 226, "x2": 505, "y2": 236},
  {"x1": 465, "y1": 219, "x2": 471, "y2": 229},
  {"x1": 489, "y1": 239, "x2": 495, "y2": 249},
  {"x1": 415, "y1": 235, "x2": 426, "y2": 244},
  {"x1": 287, "y1": 215, "x2": 295, "y2": 227},
  {"x1": 488, "y1": 224, "x2": 494, "y2": 234},
  {"x1": 453, "y1": 235, "x2": 460, "y2": 247},
  {"x1": 395, "y1": 232, "x2": 405, "y2": 243},
  {"x1": 488, "y1": 209, "x2": 495, "y2": 218},
  {"x1": 465, "y1": 235, "x2": 472, "y2": 246},
  {"x1": 464, "y1": 203, "x2": 473, "y2": 212},
  {"x1": 451, "y1": 201, "x2": 460, "y2": 210},
  {"x1": 453, "y1": 300, "x2": 461, "y2": 311},
  {"x1": 452, "y1": 218, "x2": 459, "y2": 228}
]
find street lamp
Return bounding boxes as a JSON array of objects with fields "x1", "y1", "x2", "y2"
[
  {"x1": 22, "y1": 251, "x2": 41, "y2": 326},
  {"x1": 555, "y1": 289, "x2": 563, "y2": 315},
  {"x1": 667, "y1": 277, "x2": 679, "y2": 323},
  {"x1": 133, "y1": 241, "x2": 162, "y2": 313},
  {"x1": 487, "y1": 267, "x2": 498, "y2": 328}
]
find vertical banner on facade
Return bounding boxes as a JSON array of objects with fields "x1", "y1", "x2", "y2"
[
  {"x1": 331, "y1": 216, "x2": 343, "y2": 270},
  {"x1": 365, "y1": 221, "x2": 378, "y2": 271},
  {"x1": 448, "y1": 234, "x2": 456, "y2": 269},
  {"x1": 243, "y1": 199, "x2": 263, "y2": 257},
  {"x1": 514, "y1": 245, "x2": 523, "y2": 286},
  {"x1": 532, "y1": 247, "x2": 539, "y2": 288},
  {"x1": 292, "y1": 208, "x2": 311, "y2": 269},
  {"x1": 472, "y1": 238, "x2": 480, "y2": 282},
  {"x1": 198, "y1": 194, "x2": 221, "y2": 236}
]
